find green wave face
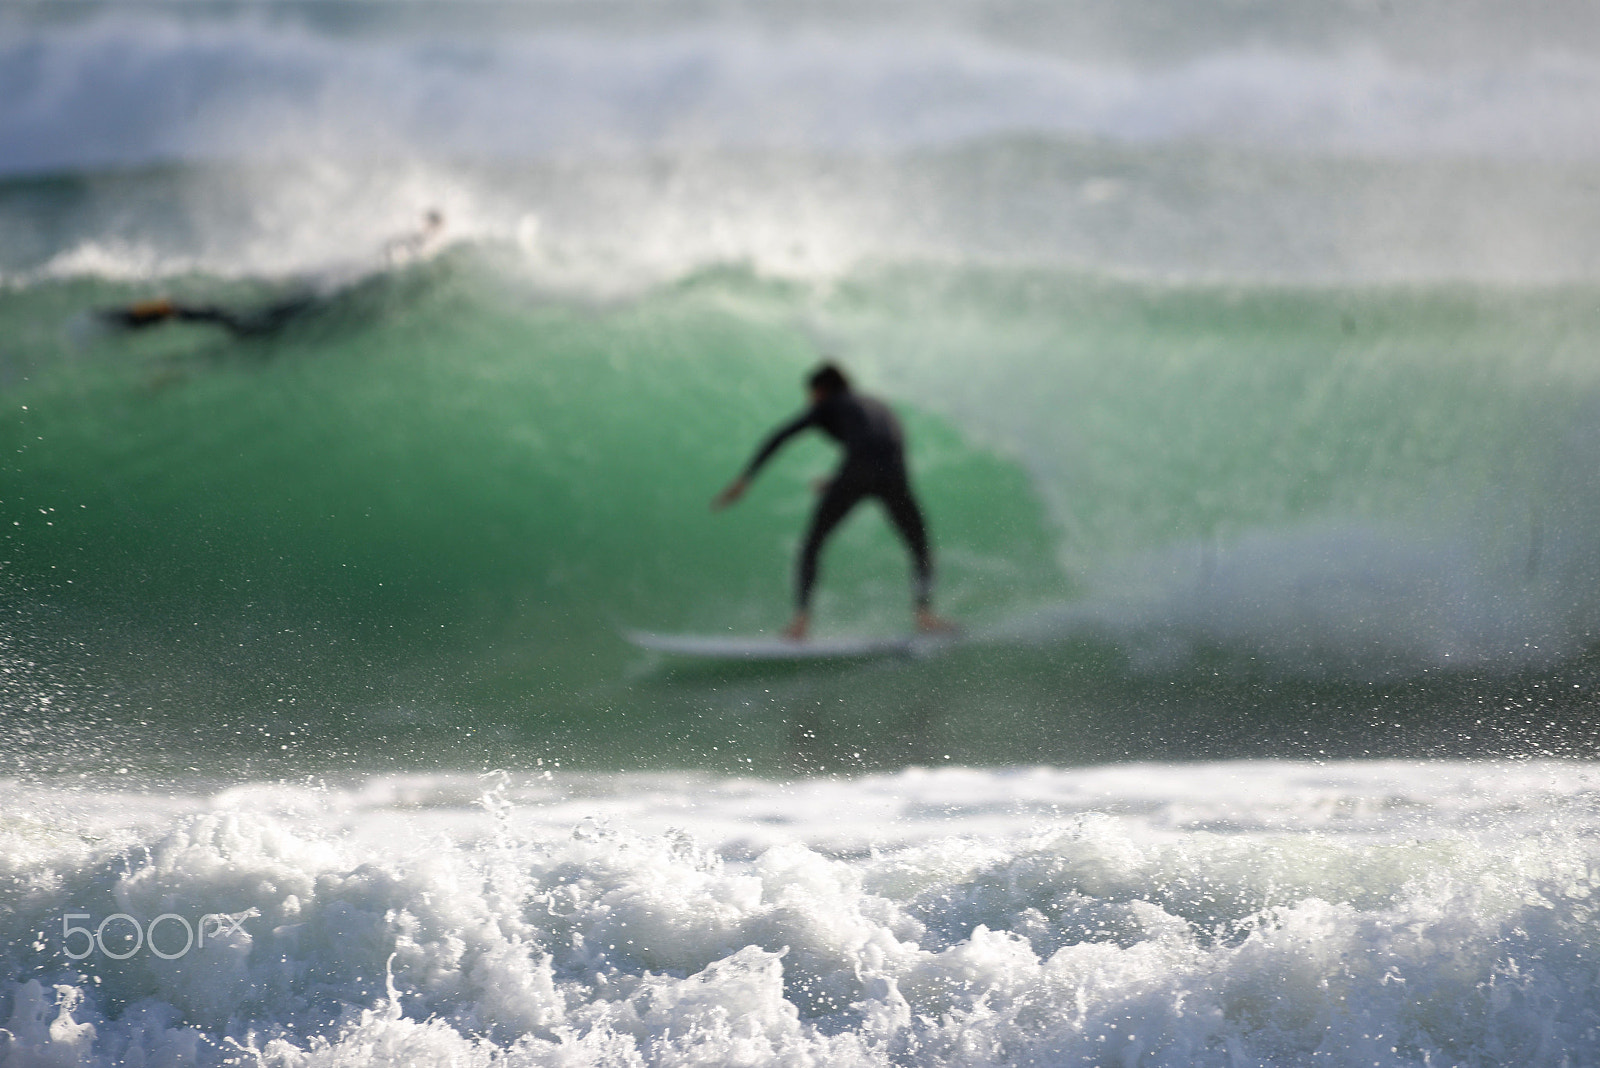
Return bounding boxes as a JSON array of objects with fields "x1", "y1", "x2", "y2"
[
  {"x1": 0, "y1": 255, "x2": 1069, "y2": 772},
  {"x1": 5, "y1": 250, "x2": 1600, "y2": 774}
]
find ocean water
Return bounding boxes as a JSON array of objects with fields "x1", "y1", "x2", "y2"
[{"x1": 6, "y1": 1, "x2": 1600, "y2": 1064}]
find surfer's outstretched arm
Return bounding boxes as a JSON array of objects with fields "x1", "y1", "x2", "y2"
[
  {"x1": 711, "y1": 409, "x2": 814, "y2": 511},
  {"x1": 101, "y1": 299, "x2": 180, "y2": 329}
]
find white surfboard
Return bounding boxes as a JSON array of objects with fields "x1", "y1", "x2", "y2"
[{"x1": 623, "y1": 629, "x2": 957, "y2": 661}]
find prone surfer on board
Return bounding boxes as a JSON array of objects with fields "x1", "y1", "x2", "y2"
[
  {"x1": 713, "y1": 362, "x2": 957, "y2": 641},
  {"x1": 98, "y1": 294, "x2": 319, "y2": 339},
  {"x1": 94, "y1": 210, "x2": 447, "y2": 340}
]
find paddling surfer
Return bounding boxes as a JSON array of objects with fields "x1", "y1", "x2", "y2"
[
  {"x1": 713, "y1": 362, "x2": 955, "y2": 641},
  {"x1": 96, "y1": 210, "x2": 447, "y2": 339},
  {"x1": 100, "y1": 294, "x2": 318, "y2": 338}
]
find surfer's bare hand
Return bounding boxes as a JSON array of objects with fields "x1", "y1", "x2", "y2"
[{"x1": 712, "y1": 478, "x2": 748, "y2": 511}]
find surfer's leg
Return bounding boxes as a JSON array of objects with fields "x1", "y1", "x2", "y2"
[
  {"x1": 880, "y1": 479, "x2": 956, "y2": 633},
  {"x1": 174, "y1": 294, "x2": 315, "y2": 338},
  {"x1": 879, "y1": 479, "x2": 933, "y2": 609},
  {"x1": 797, "y1": 477, "x2": 866, "y2": 612},
  {"x1": 173, "y1": 305, "x2": 250, "y2": 334},
  {"x1": 248, "y1": 294, "x2": 319, "y2": 335}
]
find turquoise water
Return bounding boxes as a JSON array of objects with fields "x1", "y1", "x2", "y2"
[{"x1": 5, "y1": 219, "x2": 1600, "y2": 774}]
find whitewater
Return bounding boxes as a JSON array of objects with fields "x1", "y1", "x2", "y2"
[
  {"x1": 8, "y1": 1, "x2": 1600, "y2": 1065},
  {"x1": 8, "y1": 761, "x2": 1600, "y2": 1067}
]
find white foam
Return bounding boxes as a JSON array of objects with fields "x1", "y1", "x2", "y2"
[
  {"x1": 9, "y1": 6, "x2": 1600, "y2": 288},
  {"x1": 4, "y1": 761, "x2": 1600, "y2": 1065}
]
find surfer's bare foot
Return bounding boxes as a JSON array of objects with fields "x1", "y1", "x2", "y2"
[
  {"x1": 915, "y1": 608, "x2": 958, "y2": 635},
  {"x1": 782, "y1": 612, "x2": 810, "y2": 641}
]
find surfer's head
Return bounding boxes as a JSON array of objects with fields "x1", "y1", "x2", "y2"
[{"x1": 807, "y1": 362, "x2": 850, "y2": 402}]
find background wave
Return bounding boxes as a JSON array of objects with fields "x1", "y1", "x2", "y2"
[
  {"x1": 4, "y1": 227, "x2": 1600, "y2": 773},
  {"x1": 8, "y1": 0, "x2": 1600, "y2": 176}
]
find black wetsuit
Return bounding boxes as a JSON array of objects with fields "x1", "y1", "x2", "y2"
[
  {"x1": 104, "y1": 295, "x2": 318, "y2": 338},
  {"x1": 174, "y1": 296, "x2": 317, "y2": 338},
  {"x1": 742, "y1": 389, "x2": 933, "y2": 611}
]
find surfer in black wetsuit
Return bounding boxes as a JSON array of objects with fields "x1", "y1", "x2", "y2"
[
  {"x1": 100, "y1": 295, "x2": 319, "y2": 338},
  {"x1": 95, "y1": 209, "x2": 447, "y2": 340},
  {"x1": 713, "y1": 362, "x2": 956, "y2": 641}
]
